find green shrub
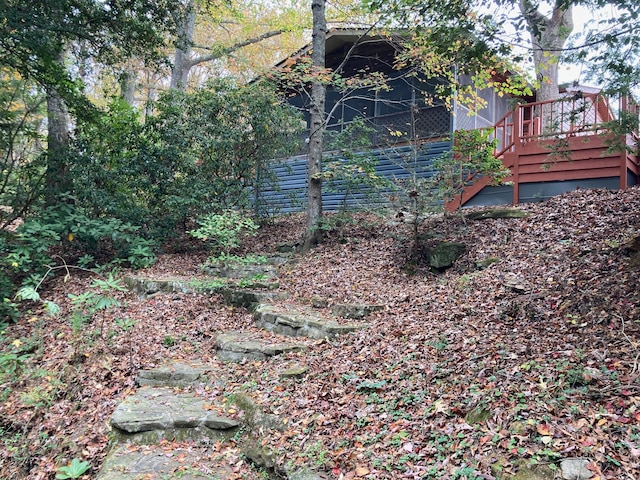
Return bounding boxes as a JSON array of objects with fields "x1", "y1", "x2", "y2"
[
  {"x1": 189, "y1": 211, "x2": 259, "y2": 254},
  {"x1": 1, "y1": 203, "x2": 155, "y2": 320}
]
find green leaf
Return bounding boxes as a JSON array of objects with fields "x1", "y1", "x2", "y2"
[
  {"x1": 44, "y1": 301, "x2": 61, "y2": 317},
  {"x1": 55, "y1": 458, "x2": 91, "y2": 479},
  {"x1": 15, "y1": 286, "x2": 40, "y2": 302}
]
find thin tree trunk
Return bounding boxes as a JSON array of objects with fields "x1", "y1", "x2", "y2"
[{"x1": 302, "y1": 0, "x2": 327, "y2": 251}]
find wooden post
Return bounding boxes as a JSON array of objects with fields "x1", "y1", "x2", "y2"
[
  {"x1": 512, "y1": 104, "x2": 522, "y2": 204},
  {"x1": 620, "y1": 135, "x2": 628, "y2": 189}
]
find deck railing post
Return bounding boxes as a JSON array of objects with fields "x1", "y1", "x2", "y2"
[{"x1": 512, "y1": 105, "x2": 522, "y2": 204}]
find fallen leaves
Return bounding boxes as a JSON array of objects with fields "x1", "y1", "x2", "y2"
[{"x1": 2, "y1": 187, "x2": 640, "y2": 478}]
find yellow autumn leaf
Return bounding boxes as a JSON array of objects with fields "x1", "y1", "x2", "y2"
[
  {"x1": 355, "y1": 466, "x2": 369, "y2": 476},
  {"x1": 12, "y1": 339, "x2": 22, "y2": 348},
  {"x1": 68, "y1": 233, "x2": 74, "y2": 241}
]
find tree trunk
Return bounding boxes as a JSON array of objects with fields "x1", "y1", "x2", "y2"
[
  {"x1": 519, "y1": 0, "x2": 573, "y2": 103},
  {"x1": 302, "y1": 0, "x2": 327, "y2": 251},
  {"x1": 170, "y1": 0, "x2": 196, "y2": 91},
  {"x1": 45, "y1": 58, "x2": 71, "y2": 206},
  {"x1": 119, "y1": 68, "x2": 137, "y2": 105}
]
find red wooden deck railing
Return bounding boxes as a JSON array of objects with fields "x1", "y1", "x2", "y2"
[{"x1": 445, "y1": 93, "x2": 639, "y2": 210}]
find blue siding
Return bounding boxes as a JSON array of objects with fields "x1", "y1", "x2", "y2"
[
  {"x1": 466, "y1": 177, "x2": 624, "y2": 208},
  {"x1": 256, "y1": 140, "x2": 452, "y2": 214},
  {"x1": 518, "y1": 178, "x2": 620, "y2": 203}
]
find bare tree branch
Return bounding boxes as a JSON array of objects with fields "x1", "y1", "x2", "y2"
[{"x1": 186, "y1": 29, "x2": 287, "y2": 69}]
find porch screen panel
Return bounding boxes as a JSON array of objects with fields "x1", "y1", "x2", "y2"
[{"x1": 343, "y1": 88, "x2": 375, "y2": 123}]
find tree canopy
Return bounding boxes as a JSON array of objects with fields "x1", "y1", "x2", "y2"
[{"x1": 0, "y1": 0, "x2": 181, "y2": 112}]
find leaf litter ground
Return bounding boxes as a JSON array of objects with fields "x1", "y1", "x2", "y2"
[{"x1": 1, "y1": 187, "x2": 639, "y2": 479}]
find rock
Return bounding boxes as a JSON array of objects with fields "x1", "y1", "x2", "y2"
[
  {"x1": 560, "y1": 458, "x2": 593, "y2": 480},
  {"x1": 424, "y1": 242, "x2": 466, "y2": 270},
  {"x1": 287, "y1": 470, "x2": 327, "y2": 480},
  {"x1": 280, "y1": 364, "x2": 309, "y2": 378},
  {"x1": 508, "y1": 461, "x2": 556, "y2": 480},
  {"x1": 330, "y1": 303, "x2": 383, "y2": 319},
  {"x1": 464, "y1": 407, "x2": 492, "y2": 424},
  {"x1": 466, "y1": 208, "x2": 530, "y2": 220},
  {"x1": 123, "y1": 276, "x2": 197, "y2": 297},
  {"x1": 136, "y1": 361, "x2": 211, "y2": 387},
  {"x1": 110, "y1": 387, "x2": 239, "y2": 442},
  {"x1": 475, "y1": 256, "x2": 500, "y2": 269},
  {"x1": 216, "y1": 331, "x2": 305, "y2": 362},
  {"x1": 277, "y1": 243, "x2": 298, "y2": 253},
  {"x1": 201, "y1": 263, "x2": 277, "y2": 280},
  {"x1": 222, "y1": 288, "x2": 289, "y2": 309},
  {"x1": 97, "y1": 444, "x2": 233, "y2": 479},
  {"x1": 243, "y1": 445, "x2": 277, "y2": 469},
  {"x1": 254, "y1": 304, "x2": 362, "y2": 339},
  {"x1": 502, "y1": 272, "x2": 530, "y2": 292},
  {"x1": 311, "y1": 296, "x2": 329, "y2": 308},
  {"x1": 122, "y1": 276, "x2": 226, "y2": 298},
  {"x1": 580, "y1": 367, "x2": 603, "y2": 384}
]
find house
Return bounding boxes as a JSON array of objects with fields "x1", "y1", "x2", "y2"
[{"x1": 255, "y1": 29, "x2": 639, "y2": 214}]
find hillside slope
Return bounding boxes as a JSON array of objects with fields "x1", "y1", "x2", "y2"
[{"x1": 1, "y1": 187, "x2": 639, "y2": 479}]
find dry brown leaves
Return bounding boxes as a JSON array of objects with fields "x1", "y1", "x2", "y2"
[{"x1": 1, "y1": 186, "x2": 639, "y2": 479}]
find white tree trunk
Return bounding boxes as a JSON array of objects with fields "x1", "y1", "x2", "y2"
[
  {"x1": 520, "y1": 0, "x2": 574, "y2": 103},
  {"x1": 170, "y1": 0, "x2": 196, "y2": 91}
]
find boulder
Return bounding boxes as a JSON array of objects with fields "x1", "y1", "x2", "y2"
[{"x1": 424, "y1": 242, "x2": 466, "y2": 270}]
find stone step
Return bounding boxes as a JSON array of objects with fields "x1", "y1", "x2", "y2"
[
  {"x1": 136, "y1": 361, "x2": 212, "y2": 387},
  {"x1": 254, "y1": 304, "x2": 362, "y2": 339},
  {"x1": 122, "y1": 276, "x2": 226, "y2": 298},
  {"x1": 330, "y1": 303, "x2": 384, "y2": 319},
  {"x1": 97, "y1": 444, "x2": 233, "y2": 479},
  {"x1": 110, "y1": 387, "x2": 240, "y2": 444},
  {"x1": 201, "y1": 263, "x2": 278, "y2": 280},
  {"x1": 123, "y1": 276, "x2": 281, "y2": 299},
  {"x1": 222, "y1": 288, "x2": 289, "y2": 309},
  {"x1": 216, "y1": 331, "x2": 305, "y2": 362}
]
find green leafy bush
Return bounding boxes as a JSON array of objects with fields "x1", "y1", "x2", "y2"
[
  {"x1": 1, "y1": 203, "x2": 154, "y2": 320},
  {"x1": 71, "y1": 81, "x2": 301, "y2": 238},
  {"x1": 189, "y1": 211, "x2": 259, "y2": 254}
]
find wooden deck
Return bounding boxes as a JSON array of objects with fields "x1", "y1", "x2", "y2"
[{"x1": 446, "y1": 93, "x2": 639, "y2": 210}]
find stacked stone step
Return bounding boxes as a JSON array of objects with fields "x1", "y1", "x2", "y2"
[{"x1": 97, "y1": 362, "x2": 240, "y2": 479}]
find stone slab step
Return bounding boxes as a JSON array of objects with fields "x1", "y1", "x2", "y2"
[
  {"x1": 136, "y1": 361, "x2": 212, "y2": 387},
  {"x1": 122, "y1": 276, "x2": 224, "y2": 298},
  {"x1": 222, "y1": 288, "x2": 289, "y2": 309},
  {"x1": 330, "y1": 303, "x2": 384, "y2": 319},
  {"x1": 254, "y1": 304, "x2": 362, "y2": 339},
  {"x1": 97, "y1": 444, "x2": 233, "y2": 479},
  {"x1": 201, "y1": 263, "x2": 278, "y2": 280},
  {"x1": 110, "y1": 387, "x2": 239, "y2": 444},
  {"x1": 216, "y1": 331, "x2": 305, "y2": 362}
]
